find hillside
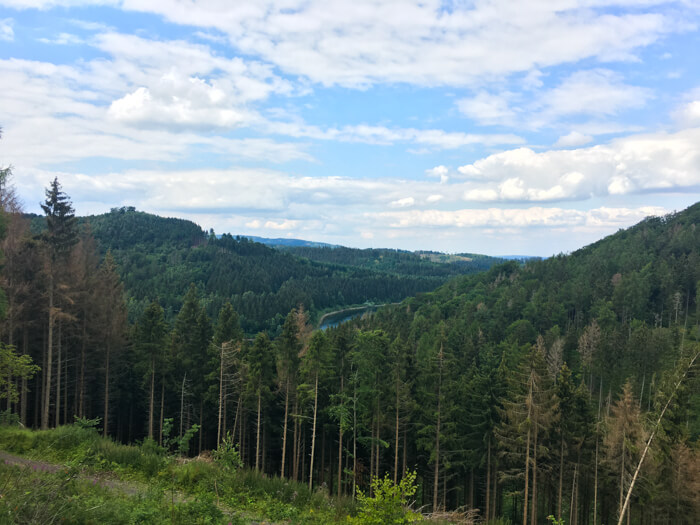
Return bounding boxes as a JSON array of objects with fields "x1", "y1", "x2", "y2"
[
  {"x1": 349, "y1": 201, "x2": 700, "y2": 522},
  {"x1": 28, "y1": 207, "x2": 503, "y2": 333}
]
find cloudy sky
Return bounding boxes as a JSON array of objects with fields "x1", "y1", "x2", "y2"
[{"x1": 1, "y1": 1, "x2": 699, "y2": 256}]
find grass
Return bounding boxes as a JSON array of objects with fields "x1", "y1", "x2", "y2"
[{"x1": 0, "y1": 423, "x2": 354, "y2": 524}]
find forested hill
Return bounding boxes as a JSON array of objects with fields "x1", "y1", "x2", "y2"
[
  {"x1": 279, "y1": 245, "x2": 499, "y2": 277},
  {"x1": 347, "y1": 201, "x2": 699, "y2": 523},
  {"x1": 27, "y1": 207, "x2": 503, "y2": 333}
]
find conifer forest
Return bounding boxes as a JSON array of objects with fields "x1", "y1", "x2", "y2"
[{"x1": 1, "y1": 172, "x2": 699, "y2": 524}]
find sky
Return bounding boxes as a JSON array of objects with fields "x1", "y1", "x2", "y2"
[{"x1": 1, "y1": 1, "x2": 699, "y2": 256}]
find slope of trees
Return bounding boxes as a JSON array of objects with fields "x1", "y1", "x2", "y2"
[
  {"x1": 3, "y1": 174, "x2": 699, "y2": 524},
  {"x1": 27, "y1": 208, "x2": 503, "y2": 334}
]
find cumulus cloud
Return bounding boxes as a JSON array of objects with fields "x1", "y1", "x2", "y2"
[
  {"x1": 458, "y1": 128, "x2": 700, "y2": 202},
  {"x1": 425, "y1": 165, "x2": 449, "y2": 183}
]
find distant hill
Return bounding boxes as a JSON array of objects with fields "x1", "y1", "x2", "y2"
[
  {"x1": 243, "y1": 235, "x2": 339, "y2": 248},
  {"x1": 27, "y1": 208, "x2": 503, "y2": 334}
]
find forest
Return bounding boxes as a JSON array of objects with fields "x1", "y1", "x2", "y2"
[
  {"x1": 25, "y1": 206, "x2": 502, "y2": 333},
  {"x1": 1, "y1": 174, "x2": 699, "y2": 525}
]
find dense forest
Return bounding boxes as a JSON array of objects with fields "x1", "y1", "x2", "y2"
[
  {"x1": 2, "y1": 173, "x2": 699, "y2": 524},
  {"x1": 26, "y1": 208, "x2": 502, "y2": 333}
]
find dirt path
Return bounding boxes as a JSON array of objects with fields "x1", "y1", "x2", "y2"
[
  {"x1": 0, "y1": 450, "x2": 280, "y2": 524},
  {"x1": 0, "y1": 449, "x2": 146, "y2": 496}
]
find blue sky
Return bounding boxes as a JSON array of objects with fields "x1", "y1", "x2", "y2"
[{"x1": 1, "y1": 1, "x2": 699, "y2": 256}]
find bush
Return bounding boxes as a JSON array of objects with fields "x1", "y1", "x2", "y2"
[
  {"x1": 349, "y1": 471, "x2": 422, "y2": 525},
  {"x1": 212, "y1": 431, "x2": 242, "y2": 472}
]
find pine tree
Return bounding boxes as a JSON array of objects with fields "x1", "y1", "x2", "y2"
[
  {"x1": 40, "y1": 177, "x2": 77, "y2": 429},
  {"x1": 137, "y1": 301, "x2": 167, "y2": 439}
]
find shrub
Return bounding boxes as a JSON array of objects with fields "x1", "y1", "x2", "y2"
[
  {"x1": 212, "y1": 432, "x2": 242, "y2": 472},
  {"x1": 349, "y1": 470, "x2": 422, "y2": 525}
]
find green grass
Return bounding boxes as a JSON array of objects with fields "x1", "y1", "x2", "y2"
[{"x1": 0, "y1": 424, "x2": 355, "y2": 524}]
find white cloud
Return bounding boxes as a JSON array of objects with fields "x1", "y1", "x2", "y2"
[
  {"x1": 674, "y1": 100, "x2": 700, "y2": 125},
  {"x1": 555, "y1": 131, "x2": 594, "y2": 147},
  {"x1": 0, "y1": 18, "x2": 13, "y2": 41},
  {"x1": 38, "y1": 32, "x2": 83, "y2": 45},
  {"x1": 390, "y1": 197, "x2": 415, "y2": 208},
  {"x1": 374, "y1": 205, "x2": 666, "y2": 230},
  {"x1": 538, "y1": 69, "x2": 653, "y2": 119},
  {"x1": 425, "y1": 165, "x2": 449, "y2": 183},
  {"x1": 458, "y1": 127, "x2": 700, "y2": 202},
  {"x1": 457, "y1": 92, "x2": 517, "y2": 126},
  {"x1": 111, "y1": 0, "x2": 686, "y2": 88}
]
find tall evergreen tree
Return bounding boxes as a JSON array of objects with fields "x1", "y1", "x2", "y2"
[{"x1": 40, "y1": 177, "x2": 77, "y2": 429}]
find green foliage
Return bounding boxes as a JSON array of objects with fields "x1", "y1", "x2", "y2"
[
  {"x1": 0, "y1": 343, "x2": 39, "y2": 404},
  {"x1": 349, "y1": 471, "x2": 421, "y2": 525},
  {"x1": 73, "y1": 414, "x2": 102, "y2": 431},
  {"x1": 162, "y1": 417, "x2": 200, "y2": 456},
  {"x1": 212, "y1": 431, "x2": 243, "y2": 472}
]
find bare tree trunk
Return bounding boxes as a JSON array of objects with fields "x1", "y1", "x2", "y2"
[
  {"x1": 394, "y1": 371, "x2": 400, "y2": 484},
  {"x1": 531, "y1": 420, "x2": 538, "y2": 525},
  {"x1": 103, "y1": 341, "x2": 110, "y2": 437},
  {"x1": 293, "y1": 396, "x2": 299, "y2": 481},
  {"x1": 42, "y1": 272, "x2": 53, "y2": 430},
  {"x1": 20, "y1": 329, "x2": 28, "y2": 426},
  {"x1": 616, "y1": 350, "x2": 699, "y2": 525},
  {"x1": 255, "y1": 389, "x2": 262, "y2": 471},
  {"x1": 486, "y1": 438, "x2": 491, "y2": 520},
  {"x1": 179, "y1": 373, "x2": 186, "y2": 437},
  {"x1": 558, "y1": 436, "x2": 564, "y2": 520},
  {"x1": 148, "y1": 357, "x2": 155, "y2": 439},
  {"x1": 198, "y1": 400, "x2": 203, "y2": 454},
  {"x1": 593, "y1": 377, "x2": 603, "y2": 525},
  {"x1": 337, "y1": 422, "x2": 343, "y2": 497},
  {"x1": 159, "y1": 381, "x2": 165, "y2": 446},
  {"x1": 63, "y1": 351, "x2": 68, "y2": 424},
  {"x1": 353, "y1": 374, "x2": 357, "y2": 498},
  {"x1": 217, "y1": 344, "x2": 224, "y2": 445},
  {"x1": 55, "y1": 320, "x2": 61, "y2": 427},
  {"x1": 281, "y1": 376, "x2": 290, "y2": 478},
  {"x1": 523, "y1": 376, "x2": 533, "y2": 525},
  {"x1": 79, "y1": 316, "x2": 86, "y2": 417},
  {"x1": 309, "y1": 372, "x2": 319, "y2": 490},
  {"x1": 433, "y1": 346, "x2": 443, "y2": 512},
  {"x1": 337, "y1": 371, "x2": 344, "y2": 497}
]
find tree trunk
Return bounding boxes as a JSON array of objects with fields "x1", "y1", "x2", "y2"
[
  {"x1": 55, "y1": 320, "x2": 62, "y2": 427},
  {"x1": 42, "y1": 272, "x2": 54, "y2": 430},
  {"x1": 293, "y1": 397, "x2": 299, "y2": 481},
  {"x1": 281, "y1": 376, "x2": 290, "y2": 478},
  {"x1": 256, "y1": 388, "x2": 262, "y2": 471},
  {"x1": 309, "y1": 372, "x2": 319, "y2": 490},
  {"x1": 394, "y1": 372, "x2": 400, "y2": 484},
  {"x1": 103, "y1": 341, "x2": 110, "y2": 437},
  {"x1": 558, "y1": 435, "x2": 565, "y2": 520},
  {"x1": 353, "y1": 374, "x2": 357, "y2": 498},
  {"x1": 148, "y1": 357, "x2": 155, "y2": 439},
  {"x1": 531, "y1": 420, "x2": 538, "y2": 525},
  {"x1": 79, "y1": 316, "x2": 86, "y2": 418},
  {"x1": 159, "y1": 381, "x2": 165, "y2": 446},
  {"x1": 433, "y1": 346, "x2": 443, "y2": 512},
  {"x1": 486, "y1": 437, "x2": 491, "y2": 520},
  {"x1": 217, "y1": 344, "x2": 224, "y2": 445},
  {"x1": 523, "y1": 375, "x2": 533, "y2": 525}
]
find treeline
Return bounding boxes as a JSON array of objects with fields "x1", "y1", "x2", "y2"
[
  {"x1": 2, "y1": 172, "x2": 699, "y2": 524},
  {"x1": 27, "y1": 207, "x2": 500, "y2": 334},
  {"x1": 280, "y1": 245, "x2": 501, "y2": 277}
]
